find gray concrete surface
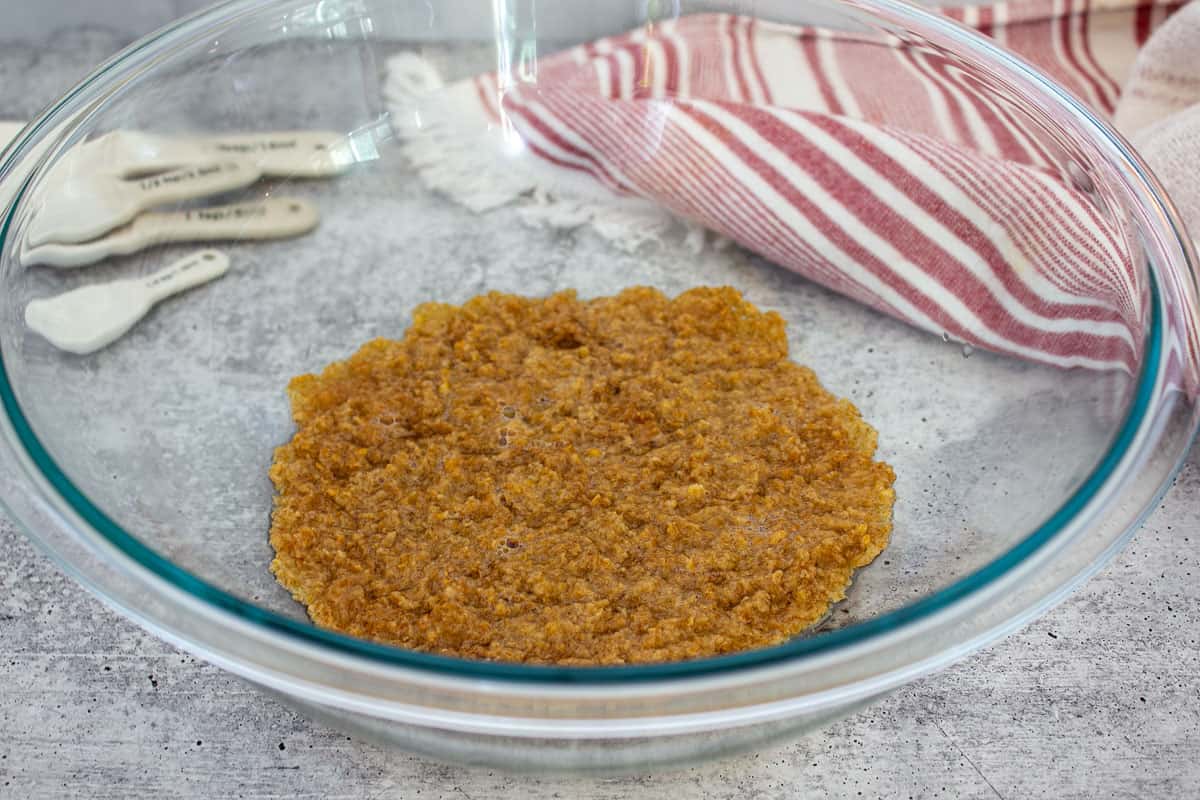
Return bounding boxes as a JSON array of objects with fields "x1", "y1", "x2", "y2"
[{"x1": 1, "y1": 22, "x2": 1199, "y2": 800}]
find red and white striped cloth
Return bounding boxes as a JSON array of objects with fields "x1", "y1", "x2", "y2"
[{"x1": 385, "y1": 0, "x2": 1190, "y2": 376}]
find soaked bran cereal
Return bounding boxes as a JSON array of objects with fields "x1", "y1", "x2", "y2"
[{"x1": 268, "y1": 286, "x2": 895, "y2": 665}]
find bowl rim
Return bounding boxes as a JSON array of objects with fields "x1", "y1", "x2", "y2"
[{"x1": 0, "y1": 0, "x2": 1189, "y2": 688}]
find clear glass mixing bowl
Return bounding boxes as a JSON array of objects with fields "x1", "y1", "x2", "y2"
[{"x1": 0, "y1": 0, "x2": 1197, "y2": 773}]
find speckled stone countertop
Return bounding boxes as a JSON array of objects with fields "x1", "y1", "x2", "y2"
[{"x1": 1, "y1": 26, "x2": 1198, "y2": 800}]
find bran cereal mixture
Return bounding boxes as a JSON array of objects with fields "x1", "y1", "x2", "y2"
[{"x1": 269, "y1": 286, "x2": 895, "y2": 665}]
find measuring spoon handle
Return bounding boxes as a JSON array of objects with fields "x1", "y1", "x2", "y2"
[
  {"x1": 141, "y1": 249, "x2": 231, "y2": 303},
  {"x1": 131, "y1": 161, "x2": 261, "y2": 211}
]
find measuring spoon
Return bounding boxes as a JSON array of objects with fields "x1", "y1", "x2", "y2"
[
  {"x1": 23, "y1": 197, "x2": 319, "y2": 268},
  {"x1": 27, "y1": 160, "x2": 261, "y2": 247},
  {"x1": 63, "y1": 129, "x2": 352, "y2": 179},
  {"x1": 24, "y1": 249, "x2": 231, "y2": 355}
]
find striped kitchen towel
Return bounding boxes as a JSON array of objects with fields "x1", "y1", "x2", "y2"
[{"x1": 384, "y1": 0, "x2": 1192, "y2": 378}]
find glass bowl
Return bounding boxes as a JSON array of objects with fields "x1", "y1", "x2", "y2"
[{"x1": 1, "y1": 0, "x2": 1197, "y2": 773}]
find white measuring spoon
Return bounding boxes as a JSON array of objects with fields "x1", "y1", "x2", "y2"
[
  {"x1": 59, "y1": 129, "x2": 352, "y2": 179},
  {"x1": 27, "y1": 160, "x2": 261, "y2": 247},
  {"x1": 22, "y1": 196, "x2": 319, "y2": 268},
  {"x1": 24, "y1": 249, "x2": 230, "y2": 355}
]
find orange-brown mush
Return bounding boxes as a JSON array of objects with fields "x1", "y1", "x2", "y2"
[{"x1": 269, "y1": 286, "x2": 895, "y2": 665}]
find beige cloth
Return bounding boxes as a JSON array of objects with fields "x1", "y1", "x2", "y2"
[{"x1": 1116, "y1": 1, "x2": 1200, "y2": 243}]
